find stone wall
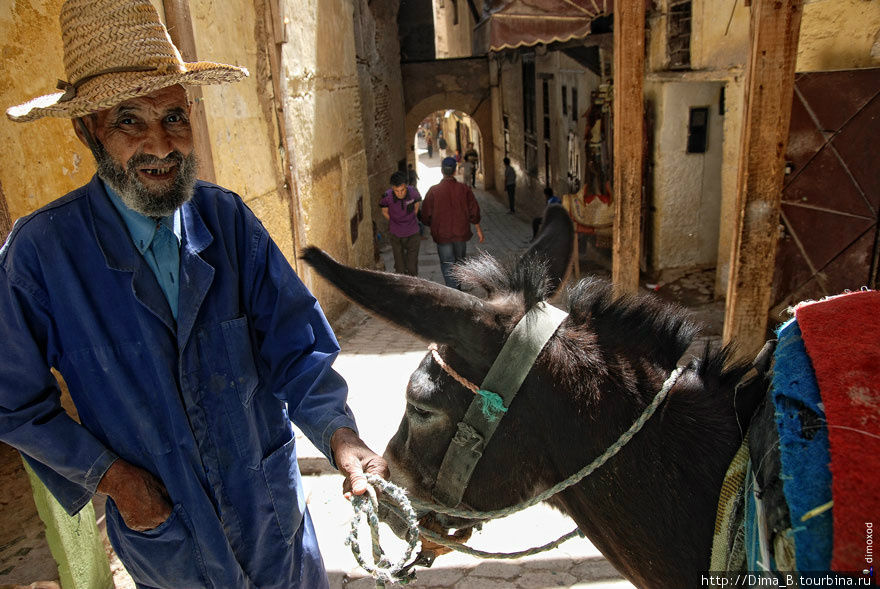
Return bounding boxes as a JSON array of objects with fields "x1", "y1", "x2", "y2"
[
  {"x1": 401, "y1": 56, "x2": 493, "y2": 189},
  {"x1": 265, "y1": 0, "x2": 383, "y2": 319},
  {"x1": 351, "y1": 0, "x2": 408, "y2": 253}
]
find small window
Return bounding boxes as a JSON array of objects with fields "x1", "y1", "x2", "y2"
[
  {"x1": 668, "y1": 0, "x2": 692, "y2": 69},
  {"x1": 571, "y1": 88, "x2": 578, "y2": 122},
  {"x1": 562, "y1": 85, "x2": 568, "y2": 116},
  {"x1": 687, "y1": 107, "x2": 709, "y2": 153}
]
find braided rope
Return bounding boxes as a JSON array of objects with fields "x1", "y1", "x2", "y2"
[
  {"x1": 346, "y1": 474, "x2": 421, "y2": 584},
  {"x1": 429, "y1": 343, "x2": 478, "y2": 393}
]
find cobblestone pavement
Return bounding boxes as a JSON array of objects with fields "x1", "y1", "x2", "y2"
[{"x1": 298, "y1": 152, "x2": 638, "y2": 588}]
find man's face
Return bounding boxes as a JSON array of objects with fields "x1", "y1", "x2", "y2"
[
  {"x1": 392, "y1": 184, "x2": 408, "y2": 199},
  {"x1": 81, "y1": 85, "x2": 197, "y2": 217}
]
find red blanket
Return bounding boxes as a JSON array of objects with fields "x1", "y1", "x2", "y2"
[{"x1": 795, "y1": 290, "x2": 880, "y2": 573}]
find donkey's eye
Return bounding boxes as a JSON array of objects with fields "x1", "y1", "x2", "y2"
[{"x1": 407, "y1": 403, "x2": 433, "y2": 420}]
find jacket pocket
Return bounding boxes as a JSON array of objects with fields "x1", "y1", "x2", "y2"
[
  {"x1": 261, "y1": 436, "x2": 306, "y2": 544},
  {"x1": 106, "y1": 502, "x2": 209, "y2": 588},
  {"x1": 220, "y1": 316, "x2": 259, "y2": 406}
]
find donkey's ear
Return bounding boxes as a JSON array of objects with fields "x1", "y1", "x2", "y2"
[
  {"x1": 519, "y1": 204, "x2": 574, "y2": 295},
  {"x1": 301, "y1": 247, "x2": 504, "y2": 363}
]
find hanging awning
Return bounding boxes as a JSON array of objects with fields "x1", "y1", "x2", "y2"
[{"x1": 474, "y1": 0, "x2": 613, "y2": 53}]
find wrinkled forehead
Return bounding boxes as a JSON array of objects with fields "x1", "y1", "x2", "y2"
[{"x1": 94, "y1": 84, "x2": 191, "y2": 121}]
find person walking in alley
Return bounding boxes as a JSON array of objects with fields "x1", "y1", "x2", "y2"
[
  {"x1": 438, "y1": 134, "x2": 448, "y2": 158},
  {"x1": 1, "y1": 1, "x2": 387, "y2": 587},
  {"x1": 380, "y1": 171, "x2": 422, "y2": 276},
  {"x1": 504, "y1": 156, "x2": 517, "y2": 213},
  {"x1": 421, "y1": 157, "x2": 484, "y2": 289},
  {"x1": 463, "y1": 141, "x2": 479, "y2": 188}
]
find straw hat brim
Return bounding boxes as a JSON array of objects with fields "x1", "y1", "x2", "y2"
[{"x1": 6, "y1": 61, "x2": 248, "y2": 123}]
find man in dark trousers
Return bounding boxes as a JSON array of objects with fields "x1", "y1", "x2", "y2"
[
  {"x1": 1, "y1": 1, "x2": 387, "y2": 587},
  {"x1": 420, "y1": 157, "x2": 484, "y2": 289}
]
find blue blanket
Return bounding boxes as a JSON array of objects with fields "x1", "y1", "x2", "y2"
[{"x1": 752, "y1": 319, "x2": 832, "y2": 571}]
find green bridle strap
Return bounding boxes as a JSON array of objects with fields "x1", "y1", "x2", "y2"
[{"x1": 431, "y1": 301, "x2": 569, "y2": 507}]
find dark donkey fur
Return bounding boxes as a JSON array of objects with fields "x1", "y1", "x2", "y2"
[{"x1": 302, "y1": 205, "x2": 765, "y2": 588}]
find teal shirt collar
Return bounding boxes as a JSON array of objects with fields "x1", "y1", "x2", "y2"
[{"x1": 103, "y1": 181, "x2": 181, "y2": 252}]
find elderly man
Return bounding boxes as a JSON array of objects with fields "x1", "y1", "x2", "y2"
[{"x1": 1, "y1": 1, "x2": 387, "y2": 587}]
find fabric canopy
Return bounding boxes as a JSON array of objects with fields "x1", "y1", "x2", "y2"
[{"x1": 474, "y1": 0, "x2": 613, "y2": 52}]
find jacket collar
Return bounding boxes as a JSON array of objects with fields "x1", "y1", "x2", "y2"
[
  {"x1": 87, "y1": 175, "x2": 214, "y2": 334},
  {"x1": 103, "y1": 181, "x2": 180, "y2": 254}
]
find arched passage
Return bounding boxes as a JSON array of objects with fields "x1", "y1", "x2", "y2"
[{"x1": 401, "y1": 57, "x2": 495, "y2": 190}]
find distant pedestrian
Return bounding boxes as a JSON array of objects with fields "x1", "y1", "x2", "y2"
[
  {"x1": 421, "y1": 157, "x2": 484, "y2": 289},
  {"x1": 438, "y1": 135, "x2": 448, "y2": 158},
  {"x1": 504, "y1": 157, "x2": 517, "y2": 213},
  {"x1": 380, "y1": 171, "x2": 422, "y2": 276},
  {"x1": 426, "y1": 135, "x2": 434, "y2": 158},
  {"x1": 463, "y1": 142, "x2": 479, "y2": 188},
  {"x1": 532, "y1": 186, "x2": 562, "y2": 237}
]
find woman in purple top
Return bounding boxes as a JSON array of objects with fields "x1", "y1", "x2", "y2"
[{"x1": 380, "y1": 171, "x2": 422, "y2": 276}]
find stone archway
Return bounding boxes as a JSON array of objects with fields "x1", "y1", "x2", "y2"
[{"x1": 401, "y1": 57, "x2": 495, "y2": 190}]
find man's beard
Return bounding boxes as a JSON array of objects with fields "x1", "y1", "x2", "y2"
[{"x1": 93, "y1": 142, "x2": 198, "y2": 218}]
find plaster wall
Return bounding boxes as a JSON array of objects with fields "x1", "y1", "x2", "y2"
[
  {"x1": 652, "y1": 0, "x2": 880, "y2": 73},
  {"x1": 433, "y1": 0, "x2": 473, "y2": 59},
  {"x1": 494, "y1": 49, "x2": 601, "y2": 221},
  {"x1": 646, "y1": 80, "x2": 724, "y2": 272},
  {"x1": 1, "y1": 0, "x2": 95, "y2": 223},
  {"x1": 189, "y1": 0, "x2": 295, "y2": 266},
  {"x1": 796, "y1": 0, "x2": 880, "y2": 71},
  {"x1": 278, "y1": 0, "x2": 375, "y2": 319},
  {"x1": 537, "y1": 50, "x2": 602, "y2": 200},
  {"x1": 495, "y1": 54, "x2": 526, "y2": 202}
]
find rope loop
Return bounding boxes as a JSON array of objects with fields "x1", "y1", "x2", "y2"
[{"x1": 346, "y1": 473, "x2": 421, "y2": 584}]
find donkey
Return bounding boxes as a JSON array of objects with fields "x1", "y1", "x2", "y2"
[{"x1": 302, "y1": 206, "x2": 765, "y2": 588}]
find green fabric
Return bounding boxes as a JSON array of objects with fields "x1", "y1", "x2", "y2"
[{"x1": 23, "y1": 459, "x2": 113, "y2": 589}]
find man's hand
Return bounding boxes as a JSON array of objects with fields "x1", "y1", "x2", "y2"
[
  {"x1": 97, "y1": 458, "x2": 172, "y2": 531},
  {"x1": 476, "y1": 225, "x2": 485, "y2": 243},
  {"x1": 330, "y1": 427, "x2": 390, "y2": 498}
]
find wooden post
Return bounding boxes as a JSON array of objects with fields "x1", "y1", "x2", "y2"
[
  {"x1": 723, "y1": 0, "x2": 803, "y2": 358},
  {"x1": 0, "y1": 180, "x2": 11, "y2": 244},
  {"x1": 163, "y1": 0, "x2": 217, "y2": 184},
  {"x1": 23, "y1": 460, "x2": 113, "y2": 589},
  {"x1": 611, "y1": 0, "x2": 645, "y2": 297}
]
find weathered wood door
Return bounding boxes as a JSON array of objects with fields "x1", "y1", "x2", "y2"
[{"x1": 771, "y1": 68, "x2": 880, "y2": 316}]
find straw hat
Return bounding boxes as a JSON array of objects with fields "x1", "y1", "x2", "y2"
[{"x1": 6, "y1": 0, "x2": 248, "y2": 123}]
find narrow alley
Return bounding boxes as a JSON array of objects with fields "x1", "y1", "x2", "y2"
[{"x1": 295, "y1": 147, "x2": 636, "y2": 588}]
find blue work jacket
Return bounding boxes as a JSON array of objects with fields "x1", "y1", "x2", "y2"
[{"x1": 0, "y1": 176, "x2": 357, "y2": 588}]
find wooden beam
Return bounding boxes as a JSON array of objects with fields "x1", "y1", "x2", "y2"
[
  {"x1": 611, "y1": 0, "x2": 645, "y2": 297},
  {"x1": 163, "y1": 0, "x2": 217, "y2": 184},
  {"x1": 723, "y1": 0, "x2": 803, "y2": 358},
  {"x1": 0, "y1": 180, "x2": 11, "y2": 244}
]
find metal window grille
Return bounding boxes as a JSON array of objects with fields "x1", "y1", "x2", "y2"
[{"x1": 668, "y1": 0, "x2": 691, "y2": 70}]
